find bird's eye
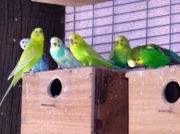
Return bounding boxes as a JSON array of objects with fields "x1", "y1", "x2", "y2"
[
  {"x1": 137, "y1": 57, "x2": 141, "y2": 61},
  {"x1": 53, "y1": 43, "x2": 56, "y2": 46},
  {"x1": 22, "y1": 41, "x2": 24, "y2": 44},
  {"x1": 74, "y1": 36, "x2": 77, "y2": 40},
  {"x1": 121, "y1": 39, "x2": 123, "y2": 42},
  {"x1": 69, "y1": 39, "x2": 73, "y2": 44}
]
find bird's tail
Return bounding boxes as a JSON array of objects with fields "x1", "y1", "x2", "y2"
[
  {"x1": 93, "y1": 57, "x2": 128, "y2": 72},
  {"x1": 153, "y1": 45, "x2": 180, "y2": 64},
  {"x1": 0, "y1": 79, "x2": 17, "y2": 106},
  {"x1": 163, "y1": 49, "x2": 180, "y2": 64}
]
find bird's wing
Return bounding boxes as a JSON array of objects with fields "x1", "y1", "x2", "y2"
[
  {"x1": 8, "y1": 41, "x2": 38, "y2": 80},
  {"x1": 83, "y1": 43, "x2": 102, "y2": 59},
  {"x1": 148, "y1": 44, "x2": 180, "y2": 63}
]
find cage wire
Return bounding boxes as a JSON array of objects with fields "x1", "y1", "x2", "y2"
[
  {"x1": 65, "y1": 0, "x2": 180, "y2": 59},
  {"x1": 169, "y1": 0, "x2": 172, "y2": 50},
  {"x1": 146, "y1": 0, "x2": 149, "y2": 45},
  {"x1": 92, "y1": 4, "x2": 95, "y2": 47}
]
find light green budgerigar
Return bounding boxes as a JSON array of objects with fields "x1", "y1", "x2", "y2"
[
  {"x1": 109, "y1": 35, "x2": 131, "y2": 68},
  {"x1": 68, "y1": 34, "x2": 127, "y2": 72},
  {"x1": 0, "y1": 27, "x2": 44, "y2": 106}
]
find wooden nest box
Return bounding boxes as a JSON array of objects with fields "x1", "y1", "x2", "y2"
[
  {"x1": 21, "y1": 67, "x2": 128, "y2": 134},
  {"x1": 126, "y1": 65, "x2": 180, "y2": 134}
]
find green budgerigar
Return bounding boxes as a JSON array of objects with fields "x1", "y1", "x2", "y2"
[
  {"x1": 109, "y1": 35, "x2": 131, "y2": 68},
  {"x1": 68, "y1": 34, "x2": 127, "y2": 72},
  {"x1": 0, "y1": 27, "x2": 44, "y2": 106},
  {"x1": 127, "y1": 44, "x2": 180, "y2": 68}
]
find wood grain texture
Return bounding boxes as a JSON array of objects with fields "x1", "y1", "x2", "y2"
[
  {"x1": 0, "y1": 0, "x2": 65, "y2": 134},
  {"x1": 21, "y1": 67, "x2": 128, "y2": 134},
  {"x1": 126, "y1": 65, "x2": 180, "y2": 134},
  {"x1": 31, "y1": 0, "x2": 110, "y2": 6},
  {"x1": 94, "y1": 68, "x2": 128, "y2": 134},
  {"x1": 22, "y1": 68, "x2": 93, "y2": 134}
]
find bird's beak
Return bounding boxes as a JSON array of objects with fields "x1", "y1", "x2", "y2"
[
  {"x1": 127, "y1": 59, "x2": 136, "y2": 67},
  {"x1": 114, "y1": 41, "x2": 118, "y2": 45},
  {"x1": 53, "y1": 43, "x2": 56, "y2": 47},
  {"x1": 68, "y1": 39, "x2": 73, "y2": 45}
]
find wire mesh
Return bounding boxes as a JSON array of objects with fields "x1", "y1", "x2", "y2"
[{"x1": 65, "y1": 0, "x2": 180, "y2": 59}]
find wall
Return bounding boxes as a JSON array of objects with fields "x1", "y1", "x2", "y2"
[
  {"x1": 0, "y1": 0, "x2": 65, "y2": 133},
  {"x1": 65, "y1": 0, "x2": 180, "y2": 59}
]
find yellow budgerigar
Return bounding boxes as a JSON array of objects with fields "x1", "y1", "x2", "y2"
[
  {"x1": 68, "y1": 34, "x2": 127, "y2": 71},
  {"x1": 0, "y1": 27, "x2": 45, "y2": 106}
]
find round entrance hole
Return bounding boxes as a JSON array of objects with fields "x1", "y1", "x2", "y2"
[
  {"x1": 164, "y1": 81, "x2": 180, "y2": 103},
  {"x1": 48, "y1": 79, "x2": 62, "y2": 98}
]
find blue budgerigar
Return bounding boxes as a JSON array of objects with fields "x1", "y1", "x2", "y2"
[
  {"x1": 20, "y1": 38, "x2": 49, "y2": 72},
  {"x1": 50, "y1": 37, "x2": 82, "y2": 69}
]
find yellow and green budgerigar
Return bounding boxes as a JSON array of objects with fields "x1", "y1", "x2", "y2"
[
  {"x1": 109, "y1": 35, "x2": 131, "y2": 69},
  {"x1": 0, "y1": 27, "x2": 45, "y2": 106},
  {"x1": 127, "y1": 44, "x2": 180, "y2": 68},
  {"x1": 68, "y1": 34, "x2": 127, "y2": 72}
]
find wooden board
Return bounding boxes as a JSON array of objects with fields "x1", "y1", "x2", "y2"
[
  {"x1": 32, "y1": 0, "x2": 110, "y2": 6},
  {"x1": 21, "y1": 67, "x2": 128, "y2": 134},
  {"x1": 21, "y1": 68, "x2": 93, "y2": 134},
  {"x1": 126, "y1": 65, "x2": 180, "y2": 134},
  {"x1": 94, "y1": 68, "x2": 128, "y2": 134},
  {"x1": 0, "y1": 0, "x2": 64, "y2": 134}
]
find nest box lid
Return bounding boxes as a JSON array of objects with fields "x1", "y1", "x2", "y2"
[{"x1": 31, "y1": 0, "x2": 110, "y2": 6}]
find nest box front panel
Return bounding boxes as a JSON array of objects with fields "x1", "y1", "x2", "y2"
[
  {"x1": 127, "y1": 65, "x2": 180, "y2": 134},
  {"x1": 21, "y1": 68, "x2": 94, "y2": 134}
]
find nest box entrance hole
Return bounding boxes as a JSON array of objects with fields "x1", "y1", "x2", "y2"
[
  {"x1": 164, "y1": 81, "x2": 180, "y2": 103},
  {"x1": 48, "y1": 78, "x2": 62, "y2": 98}
]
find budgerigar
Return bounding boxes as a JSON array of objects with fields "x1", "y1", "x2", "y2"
[
  {"x1": 0, "y1": 27, "x2": 45, "y2": 106},
  {"x1": 127, "y1": 44, "x2": 180, "y2": 68},
  {"x1": 50, "y1": 37, "x2": 82, "y2": 69},
  {"x1": 20, "y1": 38, "x2": 29, "y2": 49},
  {"x1": 20, "y1": 38, "x2": 49, "y2": 72},
  {"x1": 109, "y1": 35, "x2": 131, "y2": 68},
  {"x1": 68, "y1": 34, "x2": 127, "y2": 71}
]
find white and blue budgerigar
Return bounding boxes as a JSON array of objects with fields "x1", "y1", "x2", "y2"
[
  {"x1": 20, "y1": 38, "x2": 49, "y2": 72},
  {"x1": 50, "y1": 37, "x2": 82, "y2": 69}
]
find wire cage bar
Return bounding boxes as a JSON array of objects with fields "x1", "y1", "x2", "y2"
[{"x1": 65, "y1": 0, "x2": 180, "y2": 59}]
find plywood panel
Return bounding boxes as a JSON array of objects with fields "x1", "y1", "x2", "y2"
[
  {"x1": 21, "y1": 67, "x2": 128, "y2": 134},
  {"x1": 21, "y1": 68, "x2": 93, "y2": 134},
  {"x1": 32, "y1": 0, "x2": 110, "y2": 6},
  {"x1": 94, "y1": 68, "x2": 128, "y2": 134},
  {"x1": 126, "y1": 65, "x2": 180, "y2": 134}
]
